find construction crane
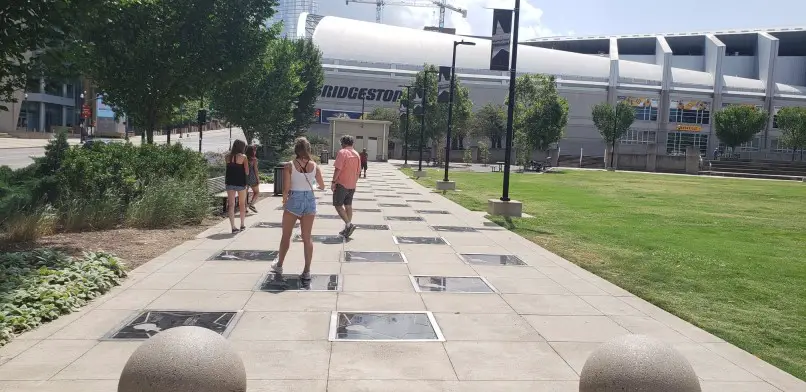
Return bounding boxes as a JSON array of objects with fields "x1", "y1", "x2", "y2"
[{"x1": 345, "y1": 0, "x2": 467, "y2": 32}]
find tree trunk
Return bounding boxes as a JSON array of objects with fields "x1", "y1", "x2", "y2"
[{"x1": 610, "y1": 140, "x2": 616, "y2": 169}]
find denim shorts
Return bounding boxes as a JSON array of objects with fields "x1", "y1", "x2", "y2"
[
  {"x1": 286, "y1": 190, "x2": 316, "y2": 217},
  {"x1": 226, "y1": 185, "x2": 246, "y2": 191}
]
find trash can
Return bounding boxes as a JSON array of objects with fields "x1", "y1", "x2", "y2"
[
  {"x1": 320, "y1": 149, "x2": 329, "y2": 165},
  {"x1": 273, "y1": 165, "x2": 285, "y2": 196}
]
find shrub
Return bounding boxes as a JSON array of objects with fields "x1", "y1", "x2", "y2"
[
  {"x1": 126, "y1": 179, "x2": 211, "y2": 228},
  {"x1": 59, "y1": 196, "x2": 123, "y2": 232},
  {"x1": 0, "y1": 249, "x2": 126, "y2": 345},
  {"x1": 58, "y1": 142, "x2": 208, "y2": 205},
  {"x1": 463, "y1": 148, "x2": 473, "y2": 165},
  {"x1": 1, "y1": 207, "x2": 57, "y2": 243}
]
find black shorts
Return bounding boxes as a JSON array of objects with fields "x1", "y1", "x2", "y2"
[
  {"x1": 361, "y1": 162, "x2": 368, "y2": 170},
  {"x1": 332, "y1": 184, "x2": 356, "y2": 207}
]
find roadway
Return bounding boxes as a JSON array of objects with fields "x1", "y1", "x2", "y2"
[{"x1": 0, "y1": 128, "x2": 245, "y2": 169}]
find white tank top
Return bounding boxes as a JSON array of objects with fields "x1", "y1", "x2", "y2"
[{"x1": 290, "y1": 160, "x2": 317, "y2": 191}]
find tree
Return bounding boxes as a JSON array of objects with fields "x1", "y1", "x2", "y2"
[
  {"x1": 73, "y1": 0, "x2": 279, "y2": 143},
  {"x1": 713, "y1": 105, "x2": 769, "y2": 156},
  {"x1": 477, "y1": 140, "x2": 490, "y2": 166},
  {"x1": 367, "y1": 107, "x2": 401, "y2": 139},
  {"x1": 0, "y1": 0, "x2": 107, "y2": 110},
  {"x1": 512, "y1": 74, "x2": 569, "y2": 155},
  {"x1": 400, "y1": 64, "x2": 473, "y2": 148},
  {"x1": 212, "y1": 38, "x2": 304, "y2": 157},
  {"x1": 289, "y1": 39, "x2": 324, "y2": 138},
  {"x1": 463, "y1": 148, "x2": 473, "y2": 165},
  {"x1": 775, "y1": 107, "x2": 806, "y2": 161},
  {"x1": 592, "y1": 101, "x2": 636, "y2": 169},
  {"x1": 471, "y1": 103, "x2": 506, "y2": 149}
]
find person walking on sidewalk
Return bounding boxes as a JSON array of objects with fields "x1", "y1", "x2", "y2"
[
  {"x1": 359, "y1": 148, "x2": 369, "y2": 178},
  {"x1": 225, "y1": 139, "x2": 250, "y2": 234},
  {"x1": 331, "y1": 135, "x2": 361, "y2": 238},
  {"x1": 245, "y1": 145, "x2": 260, "y2": 213},
  {"x1": 272, "y1": 137, "x2": 326, "y2": 280}
]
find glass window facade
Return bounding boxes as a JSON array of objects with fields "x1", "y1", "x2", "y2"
[
  {"x1": 620, "y1": 129, "x2": 656, "y2": 144},
  {"x1": 771, "y1": 138, "x2": 804, "y2": 154},
  {"x1": 44, "y1": 80, "x2": 63, "y2": 96},
  {"x1": 666, "y1": 132, "x2": 709, "y2": 156},
  {"x1": 271, "y1": 0, "x2": 318, "y2": 38},
  {"x1": 45, "y1": 103, "x2": 64, "y2": 131},
  {"x1": 721, "y1": 137, "x2": 761, "y2": 153},
  {"x1": 618, "y1": 96, "x2": 658, "y2": 121},
  {"x1": 669, "y1": 99, "x2": 711, "y2": 125}
]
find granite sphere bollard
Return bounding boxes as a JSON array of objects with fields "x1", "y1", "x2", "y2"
[
  {"x1": 118, "y1": 326, "x2": 246, "y2": 392},
  {"x1": 579, "y1": 334, "x2": 701, "y2": 392}
]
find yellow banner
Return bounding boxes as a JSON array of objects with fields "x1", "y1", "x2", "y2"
[
  {"x1": 676, "y1": 125, "x2": 702, "y2": 132},
  {"x1": 618, "y1": 96, "x2": 658, "y2": 108},
  {"x1": 671, "y1": 100, "x2": 710, "y2": 111}
]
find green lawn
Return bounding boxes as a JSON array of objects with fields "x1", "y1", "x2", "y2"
[{"x1": 408, "y1": 168, "x2": 806, "y2": 380}]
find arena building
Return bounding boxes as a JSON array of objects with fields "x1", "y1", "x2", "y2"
[{"x1": 298, "y1": 13, "x2": 806, "y2": 167}]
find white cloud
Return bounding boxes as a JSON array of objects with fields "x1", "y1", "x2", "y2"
[{"x1": 379, "y1": 0, "x2": 567, "y2": 39}]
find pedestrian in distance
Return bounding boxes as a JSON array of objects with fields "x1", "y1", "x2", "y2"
[
  {"x1": 272, "y1": 137, "x2": 326, "y2": 281},
  {"x1": 245, "y1": 145, "x2": 260, "y2": 213},
  {"x1": 331, "y1": 135, "x2": 361, "y2": 238},
  {"x1": 225, "y1": 139, "x2": 250, "y2": 234},
  {"x1": 359, "y1": 148, "x2": 369, "y2": 178}
]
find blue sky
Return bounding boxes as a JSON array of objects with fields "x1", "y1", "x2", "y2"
[{"x1": 316, "y1": 0, "x2": 806, "y2": 40}]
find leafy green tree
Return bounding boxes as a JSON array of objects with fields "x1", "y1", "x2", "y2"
[
  {"x1": 463, "y1": 148, "x2": 473, "y2": 165},
  {"x1": 213, "y1": 39, "x2": 303, "y2": 156},
  {"x1": 400, "y1": 64, "x2": 473, "y2": 148},
  {"x1": 72, "y1": 0, "x2": 279, "y2": 143},
  {"x1": 592, "y1": 101, "x2": 636, "y2": 169},
  {"x1": 477, "y1": 140, "x2": 490, "y2": 166},
  {"x1": 713, "y1": 105, "x2": 769, "y2": 155},
  {"x1": 775, "y1": 107, "x2": 806, "y2": 161},
  {"x1": 289, "y1": 39, "x2": 324, "y2": 138},
  {"x1": 0, "y1": 0, "x2": 106, "y2": 110},
  {"x1": 471, "y1": 103, "x2": 506, "y2": 149},
  {"x1": 512, "y1": 74, "x2": 569, "y2": 155},
  {"x1": 367, "y1": 107, "x2": 402, "y2": 139}
]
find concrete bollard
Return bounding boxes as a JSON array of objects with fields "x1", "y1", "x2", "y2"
[
  {"x1": 118, "y1": 326, "x2": 246, "y2": 392},
  {"x1": 579, "y1": 334, "x2": 701, "y2": 392}
]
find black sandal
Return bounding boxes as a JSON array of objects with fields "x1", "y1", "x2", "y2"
[
  {"x1": 231, "y1": 228, "x2": 240, "y2": 234},
  {"x1": 240, "y1": 226, "x2": 246, "y2": 232}
]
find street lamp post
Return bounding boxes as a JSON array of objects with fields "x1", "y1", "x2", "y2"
[
  {"x1": 198, "y1": 96, "x2": 204, "y2": 153},
  {"x1": 79, "y1": 92, "x2": 85, "y2": 141},
  {"x1": 501, "y1": 0, "x2": 521, "y2": 202},
  {"x1": 417, "y1": 69, "x2": 439, "y2": 174},
  {"x1": 398, "y1": 84, "x2": 414, "y2": 166},
  {"x1": 24, "y1": 93, "x2": 29, "y2": 132},
  {"x1": 443, "y1": 40, "x2": 476, "y2": 183}
]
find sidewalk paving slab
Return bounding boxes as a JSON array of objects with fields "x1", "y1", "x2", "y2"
[{"x1": 0, "y1": 163, "x2": 803, "y2": 392}]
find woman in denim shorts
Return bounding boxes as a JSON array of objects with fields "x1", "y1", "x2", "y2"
[
  {"x1": 271, "y1": 137, "x2": 325, "y2": 280},
  {"x1": 224, "y1": 139, "x2": 249, "y2": 233}
]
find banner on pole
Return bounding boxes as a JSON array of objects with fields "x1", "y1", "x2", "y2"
[
  {"x1": 490, "y1": 9, "x2": 513, "y2": 71},
  {"x1": 437, "y1": 66, "x2": 452, "y2": 103}
]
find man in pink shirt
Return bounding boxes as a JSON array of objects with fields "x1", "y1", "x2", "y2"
[{"x1": 331, "y1": 135, "x2": 361, "y2": 238}]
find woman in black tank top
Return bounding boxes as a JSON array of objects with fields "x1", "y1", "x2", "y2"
[{"x1": 225, "y1": 139, "x2": 249, "y2": 233}]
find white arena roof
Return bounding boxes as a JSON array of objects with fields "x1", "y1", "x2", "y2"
[{"x1": 298, "y1": 13, "x2": 806, "y2": 97}]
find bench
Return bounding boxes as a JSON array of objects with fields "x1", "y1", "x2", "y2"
[
  {"x1": 491, "y1": 161, "x2": 504, "y2": 172},
  {"x1": 208, "y1": 176, "x2": 229, "y2": 214}
]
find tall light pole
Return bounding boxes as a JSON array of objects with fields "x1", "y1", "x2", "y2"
[
  {"x1": 418, "y1": 69, "x2": 439, "y2": 173},
  {"x1": 398, "y1": 84, "x2": 414, "y2": 165},
  {"x1": 444, "y1": 40, "x2": 476, "y2": 182},
  {"x1": 501, "y1": 0, "x2": 521, "y2": 202},
  {"x1": 24, "y1": 93, "x2": 29, "y2": 132},
  {"x1": 198, "y1": 96, "x2": 205, "y2": 153}
]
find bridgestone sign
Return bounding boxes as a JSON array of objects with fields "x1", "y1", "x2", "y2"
[{"x1": 321, "y1": 85, "x2": 403, "y2": 102}]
